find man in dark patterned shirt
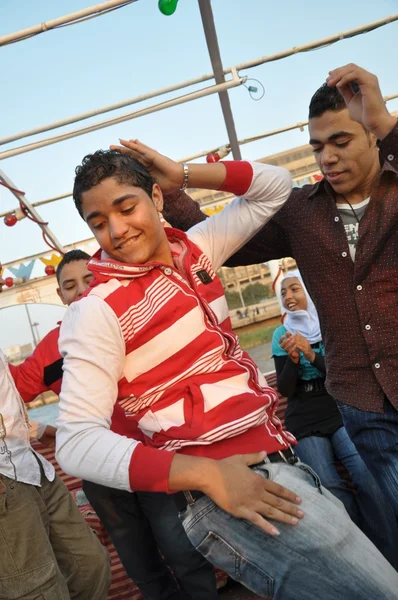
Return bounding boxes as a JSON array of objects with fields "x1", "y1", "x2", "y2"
[{"x1": 163, "y1": 64, "x2": 398, "y2": 521}]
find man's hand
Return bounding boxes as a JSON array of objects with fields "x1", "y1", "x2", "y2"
[
  {"x1": 202, "y1": 452, "x2": 304, "y2": 536},
  {"x1": 279, "y1": 332, "x2": 300, "y2": 364},
  {"x1": 110, "y1": 139, "x2": 185, "y2": 193},
  {"x1": 38, "y1": 425, "x2": 57, "y2": 448},
  {"x1": 326, "y1": 64, "x2": 396, "y2": 140}
]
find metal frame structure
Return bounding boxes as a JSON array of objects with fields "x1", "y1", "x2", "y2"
[{"x1": 1, "y1": 3, "x2": 398, "y2": 262}]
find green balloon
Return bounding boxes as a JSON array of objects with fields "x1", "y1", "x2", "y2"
[{"x1": 158, "y1": 0, "x2": 179, "y2": 16}]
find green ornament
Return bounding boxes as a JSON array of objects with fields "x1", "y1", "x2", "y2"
[{"x1": 158, "y1": 0, "x2": 179, "y2": 16}]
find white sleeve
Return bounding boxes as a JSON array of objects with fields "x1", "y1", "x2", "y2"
[
  {"x1": 187, "y1": 162, "x2": 292, "y2": 271},
  {"x1": 55, "y1": 295, "x2": 138, "y2": 491}
]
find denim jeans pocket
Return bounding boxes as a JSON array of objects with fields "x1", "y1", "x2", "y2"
[
  {"x1": 297, "y1": 463, "x2": 323, "y2": 494},
  {"x1": 196, "y1": 530, "x2": 274, "y2": 598}
]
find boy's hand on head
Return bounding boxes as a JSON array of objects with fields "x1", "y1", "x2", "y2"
[
  {"x1": 326, "y1": 64, "x2": 396, "y2": 140},
  {"x1": 110, "y1": 139, "x2": 185, "y2": 194}
]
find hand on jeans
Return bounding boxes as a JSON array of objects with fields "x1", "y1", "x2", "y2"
[{"x1": 203, "y1": 452, "x2": 304, "y2": 536}]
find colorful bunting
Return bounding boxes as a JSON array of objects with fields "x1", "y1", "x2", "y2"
[
  {"x1": 39, "y1": 254, "x2": 62, "y2": 267},
  {"x1": 8, "y1": 260, "x2": 35, "y2": 280}
]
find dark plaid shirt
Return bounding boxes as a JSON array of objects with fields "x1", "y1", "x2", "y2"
[{"x1": 163, "y1": 123, "x2": 398, "y2": 412}]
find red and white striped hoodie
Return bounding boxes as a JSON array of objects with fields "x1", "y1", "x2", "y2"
[{"x1": 56, "y1": 161, "x2": 295, "y2": 493}]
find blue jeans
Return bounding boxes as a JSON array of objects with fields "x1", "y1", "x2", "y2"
[
  {"x1": 83, "y1": 481, "x2": 218, "y2": 600},
  {"x1": 295, "y1": 427, "x2": 398, "y2": 568},
  {"x1": 180, "y1": 462, "x2": 398, "y2": 600},
  {"x1": 337, "y1": 397, "x2": 398, "y2": 519}
]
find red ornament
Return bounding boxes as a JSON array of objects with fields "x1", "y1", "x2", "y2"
[
  {"x1": 206, "y1": 146, "x2": 230, "y2": 163},
  {"x1": 45, "y1": 265, "x2": 55, "y2": 276},
  {"x1": 5, "y1": 277, "x2": 14, "y2": 287},
  {"x1": 4, "y1": 213, "x2": 17, "y2": 226},
  {"x1": 206, "y1": 152, "x2": 221, "y2": 163}
]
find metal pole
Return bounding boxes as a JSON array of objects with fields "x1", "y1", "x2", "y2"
[
  {"x1": 0, "y1": 0, "x2": 135, "y2": 47},
  {"x1": 2, "y1": 14, "x2": 397, "y2": 147},
  {"x1": 0, "y1": 76, "x2": 246, "y2": 160},
  {"x1": 25, "y1": 304, "x2": 38, "y2": 347},
  {"x1": 198, "y1": 0, "x2": 242, "y2": 160},
  {"x1": 32, "y1": 322, "x2": 41, "y2": 344},
  {"x1": 0, "y1": 170, "x2": 65, "y2": 254}
]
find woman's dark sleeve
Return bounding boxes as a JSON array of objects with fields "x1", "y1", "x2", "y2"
[
  {"x1": 311, "y1": 353, "x2": 326, "y2": 373},
  {"x1": 273, "y1": 354, "x2": 300, "y2": 397}
]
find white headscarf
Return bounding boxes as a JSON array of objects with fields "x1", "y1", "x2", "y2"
[{"x1": 281, "y1": 269, "x2": 322, "y2": 344}]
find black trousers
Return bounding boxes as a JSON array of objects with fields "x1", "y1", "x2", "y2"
[{"x1": 82, "y1": 480, "x2": 218, "y2": 600}]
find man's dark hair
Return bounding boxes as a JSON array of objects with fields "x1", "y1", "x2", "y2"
[
  {"x1": 56, "y1": 249, "x2": 91, "y2": 284},
  {"x1": 73, "y1": 150, "x2": 155, "y2": 218},
  {"x1": 309, "y1": 82, "x2": 359, "y2": 119}
]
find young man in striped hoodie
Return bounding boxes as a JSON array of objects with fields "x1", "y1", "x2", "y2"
[
  {"x1": 7, "y1": 250, "x2": 218, "y2": 600},
  {"x1": 56, "y1": 141, "x2": 398, "y2": 599}
]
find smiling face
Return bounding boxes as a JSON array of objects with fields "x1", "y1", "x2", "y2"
[
  {"x1": 81, "y1": 177, "x2": 172, "y2": 266},
  {"x1": 57, "y1": 260, "x2": 93, "y2": 306},
  {"x1": 309, "y1": 108, "x2": 379, "y2": 198},
  {"x1": 281, "y1": 277, "x2": 307, "y2": 312}
]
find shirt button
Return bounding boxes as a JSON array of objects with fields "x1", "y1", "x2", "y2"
[
  {"x1": 164, "y1": 267, "x2": 173, "y2": 276},
  {"x1": 365, "y1": 324, "x2": 371, "y2": 331},
  {"x1": 374, "y1": 363, "x2": 380, "y2": 369},
  {"x1": 334, "y1": 216, "x2": 340, "y2": 222},
  {"x1": 387, "y1": 154, "x2": 394, "y2": 161},
  {"x1": 356, "y1": 285, "x2": 362, "y2": 291},
  {"x1": 342, "y1": 251, "x2": 347, "y2": 257}
]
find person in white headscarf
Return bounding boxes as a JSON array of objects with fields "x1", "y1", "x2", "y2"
[{"x1": 272, "y1": 270, "x2": 397, "y2": 566}]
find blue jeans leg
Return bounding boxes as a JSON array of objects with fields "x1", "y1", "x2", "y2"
[
  {"x1": 331, "y1": 425, "x2": 398, "y2": 569},
  {"x1": 337, "y1": 397, "x2": 398, "y2": 518},
  {"x1": 82, "y1": 480, "x2": 183, "y2": 600},
  {"x1": 294, "y1": 434, "x2": 359, "y2": 521},
  {"x1": 180, "y1": 462, "x2": 398, "y2": 600},
  {"x1": 137, "y1": 491, "x2": 218, "y2": 600}
]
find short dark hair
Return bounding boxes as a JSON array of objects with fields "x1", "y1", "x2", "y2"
[
  {"x1": 56, "y1": 249, "x2": 91, "y2": 284},
  {"x1": 73, "y1": 150, "x2": 155, "y2": 218},
  {"x1": 308, "y1": 81, "x2": 360, "y2": 119}
]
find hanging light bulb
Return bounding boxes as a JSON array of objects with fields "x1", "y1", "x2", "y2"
[
  {"x1": 45, "y1": 265, "x2": 55, "y2": 276},
  {"x1": 206, "y1": 145, "x2": 230, "y2": 163},
  {"x1": 206, "y1": 152, "x2": 220, "y2": 163},
  {"x1": 4, "y1": 213, "x2": 17, "y2": 226},
  {"x1": 4, "y1": 276, "x2": 25, "y2": 287},
  {"x1": 3, "y1": 207, "x2": 26, "y2": 226}
]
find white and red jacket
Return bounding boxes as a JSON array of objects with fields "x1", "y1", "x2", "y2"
[{"x1": 56, "y1": 161, "x2": 294, "y2": 493}]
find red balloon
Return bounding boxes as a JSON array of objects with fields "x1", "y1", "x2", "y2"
[
  {"x1": 5, "y1": 277, "x2": 14, "y2": 287},
  {"x1": 45, "y1": 265, "x2": 55, "y2": 276},
  {"x1": 4, "y1": 213, "x2": 17, "y2": 226}
]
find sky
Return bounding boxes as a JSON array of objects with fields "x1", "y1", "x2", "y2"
[{"x1": 1, "y1": 0, "x2": 398, "y2": 346}]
